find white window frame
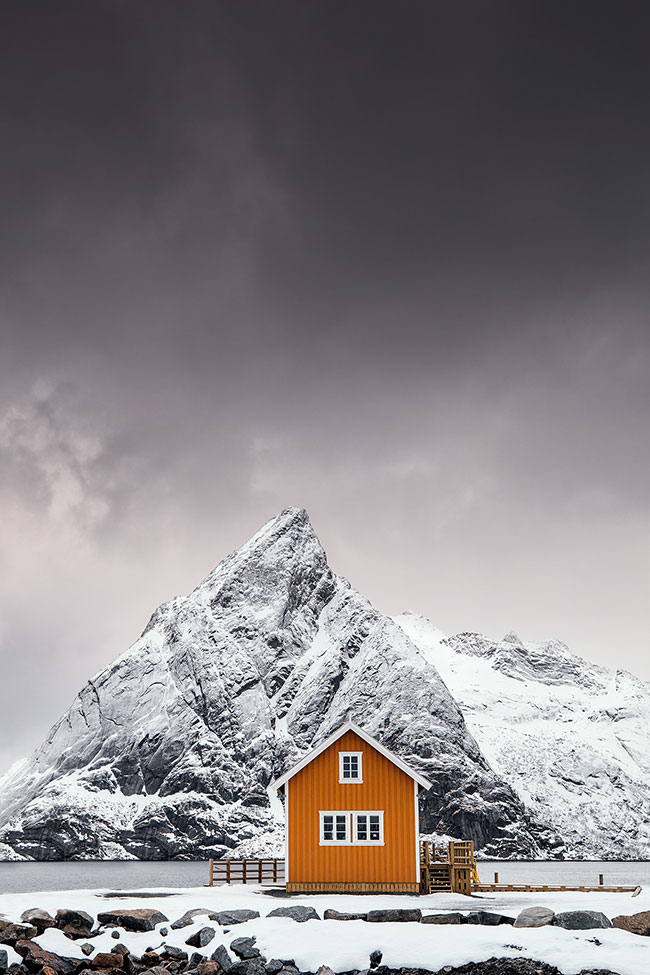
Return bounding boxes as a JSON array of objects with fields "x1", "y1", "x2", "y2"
[
  {"x1": 319, "y1": 811, "x2": 351, "y2": 845},
  {"x1": 353, "y1": 810, "x2": 384, "y2": 845},
  {"x1": 319, "y1": 810, "x2": 384, "y2": 846},
  {"x1": 338, "y1": 750, "x2": 363, "y2": 783}
]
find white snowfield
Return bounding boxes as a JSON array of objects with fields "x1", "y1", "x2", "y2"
[
  {"x1": 395, "y1": 613, "x2": 650, "y2": 859},
  {"x1": 1, "y1": 884, "x2": 649, "y2": 975}
]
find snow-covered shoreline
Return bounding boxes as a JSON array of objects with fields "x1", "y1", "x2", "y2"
[{"x1": 1, "y1": 883, "x2": 649, "y2": 975}]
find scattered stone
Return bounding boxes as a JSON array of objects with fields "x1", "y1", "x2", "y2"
[
  {"x1": 159, "y1": 928, "x2": 168, "y2": 937},
  {"x1": 228, "y1": 962, "x2": 267, "y2": 975},
  {"x1": 97, "y1": 910, "x2": 168, "y2": 933},
  {"x1": 552, "y1": 910, "x2": 613, "y2": 930},
  {"x1": 514, "y1": 906, "x2": 556, "y2": 929},
  {"x1": 92, "y1": 952, "x2": 124, "y2": 969},
  {"x1": 612, "y1": 910, "x2": 650, "y2": 936},
  {"x1": 466, "y1": 911, "x2": 515, "y2": 926},
  {"x1": 139, "y1": 951, "x2": 161, "y2": 967},
  {"x1": 0, "y1": 949, "x2": 7, "y2": 971},
  {"x1": 366, "y1": 909, "x2": 422, "y2": 923},
  {"x1": 21, "y1": 910, "x2": 56, "y2": 933},
  {"x1": 163, "y1": 946, "x2": 188, "y2": 961},
  {"x1": 55, "y1": 909, "x2": 94, "y2": 937},
  {"x1": 315, "y1": 967, "x2": 335, "y2": 975},
  {"x1": 147, "y1": 967, "x2": 169, "y2": 975},
  {"x1": 421, "y1": 913, "x2": 466, "y2": 925},
  {"x1": 189, "y1": 952, "x2": 207, "y2": 967},
  {"x1": 113, "y1": 945, "x2": 130, "y2": 957},
  {"x1": 81, "y1": 944, "x2": 95, "y2": 957},
  {"x1": 323, "y1": 910, "x2": 367, "y2": 921},
  {"x1": 208, "y1": 911, "x2": 260, "y2": 927},
  {"x1": 230, "y1": 938, "x2": 260, "y2": 960},
  {"x1": 266, "y1": 907, "x2": 320, "y2": 923},
  {"x1": 264, "y1": 961, "x2": 283, "y2": 974},
  {"x1": 186, "y1": 927, "x2": 216, "y2": 949},
  {"x1": 211, "y1": 945, "x2": 233, "y2": 970},
  {"x1": 111, "y1": 932, "x2": 120, "y2": 940},
  {"x1": 0, "y1": 920, "x2": 38, "y2": 944},
  {"x1": 369, "y1": 950, "x2": 382, "y2": 968},
  {"x1": 171, "y1": 910, "x2": 214, "y2": 931},
  {"x1": 198, "y1": 962, "x2": 221, "y2": 975},
  {"x1": 14, "y1": 939, "x2": 78, "y2": 974}
]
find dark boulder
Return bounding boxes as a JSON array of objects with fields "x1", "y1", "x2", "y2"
[
  {"x1": 421, "y1": 913, "x2": 466, "y2": 925},
  {"x1": 211, "y1": 945, "x2": 233, "y2": 970},
  {"x1": 0, "y1": 949, "x2": 7, "y2": 972},
  {"x1": 266, "y1": 907, "x2": 319, "y2": 923},
  {"x1": 0, "y1": 921, "x2": 38, "y2": 945},
  {"x1": 369, "y1": 950, "x2": 383, "y2": 968},
  {"x1": 97, "y1": 911, "x2": 168, "y2": 933},
  {"x1": 466, "y1": 912, "x2": 515, "y2": 926},
  {"x1": 230, "y1": 938, "x2": 260, "y2": 960},
  {"x1": 323, "y1": 911, "x2": 367, "y2": 921},
  {"x1": 80, "y1": 945, "x2": 95, "y2": 957},
  {"x1": 14, "y1": 939, "x2": 79, "y2": 974},
  {"x1": 163, "y1": 947, "x2": 189, "y2": 961},
  {"x1": 208, "y1": 912, "x2": 260, "y2": 926},
  {"x1": 171, "y1": 910, "x2": 213, "y2": 931},
  {"x1": 366, "y1": 910, "x2": 422, "y2": 923},
  {"x1": 552, "y1": 911, "x2": 612, "y2": 930},
  {"x1": 55, "y1": 910, "x2": 94, "y2": 937},
  {"x1": 185, "y1": 928, "x2": 216, "y2": 949},
  {"x1": 21, "y1": 910, "x2": 56, "y2": 934},
  {"x1": 264, "y1": 961, "x2": 283, "y2": 974}
]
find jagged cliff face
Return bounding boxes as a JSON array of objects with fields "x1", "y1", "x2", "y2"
[
  {"x1": 0, "y1": 508, "x2": 559, "y2": 860},
  {"x1": 395, "y1": 614, "x2": 650, "y2": 860}
]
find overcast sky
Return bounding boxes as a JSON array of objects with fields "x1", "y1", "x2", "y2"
[{"x1": 1, "y1": 1, "x2": 649, "y2": 774}]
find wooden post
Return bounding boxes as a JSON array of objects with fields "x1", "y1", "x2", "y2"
[
  {"x1": 242, "y1": 859, "x2": 247, "y2": 885},
  {"x1": 494, "y1": 872, "x2": 499, "y2": 884},
  {"x1": 599, "y1": 874, "x2": 604, "y2": 886},
  {"x1": 226, "y1": 859, "x2": 231, "y2": 884},
  {"x1": 258, "y1": 859, "x2": 263, "y2": 883},
  {"x1": 273, "y1": 859, "x2": 278, "y2": 883},
  {"x1": 209, "y1": 858, "x2": 214, "y2": 887}
]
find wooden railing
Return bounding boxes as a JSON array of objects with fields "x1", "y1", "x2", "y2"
[{"x1": 208, "y1": 857, "x2": 285, "y2": 886}]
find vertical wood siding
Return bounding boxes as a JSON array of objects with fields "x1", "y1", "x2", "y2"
[{"x1": 287, "y1": 730, "x2": 417, "y2": 884}]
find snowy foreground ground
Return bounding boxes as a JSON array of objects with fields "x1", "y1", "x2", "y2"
[{"x1": 1, "y1": 883, "x2": 649, "y2": 975}]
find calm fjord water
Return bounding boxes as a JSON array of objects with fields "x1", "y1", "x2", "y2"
[{"x1": 0, "y1": 860, "x2": 648, "y2": 894}]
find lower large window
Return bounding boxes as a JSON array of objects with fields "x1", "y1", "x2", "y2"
[{"x1": 319, "y1": 810, "x2": 384, "y2": 845}]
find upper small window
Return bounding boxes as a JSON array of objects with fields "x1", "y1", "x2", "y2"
[{"x1": 339, "y1": 751, "x2": 363, "y2": 783}]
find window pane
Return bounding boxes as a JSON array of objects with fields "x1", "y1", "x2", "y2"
[
  {"x1": 356, "y1": 814, "x2": 367, "y2": 840},
  {"x1": 323, "y1": 815, "x2": 333, "y2": 840},
  {"x1": 369, "y1": 814, "x2": 380, "y2": 840},
  {"x1": 335, "y1": 815, "x2": 347, "y2": 840}
]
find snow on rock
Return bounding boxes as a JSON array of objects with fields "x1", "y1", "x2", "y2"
[
  {"x1": 395, "y1": 612, "x2": 650, "y2": 859},
  {"x1": 0, "y1": 507, "x2": 555, "y2": 860}
]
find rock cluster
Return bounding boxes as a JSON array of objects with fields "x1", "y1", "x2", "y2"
[{"x1": 0, "y1": 902, "x2": 630, "y2": 975}]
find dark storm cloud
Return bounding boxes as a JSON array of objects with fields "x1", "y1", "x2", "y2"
[{"x1": 1, "y1": 1, "x2": 649, "y2": 772}]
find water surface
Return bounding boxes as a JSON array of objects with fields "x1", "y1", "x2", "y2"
[{"x1": 0, "y1": 859, "x2": 648, "y2": 895}]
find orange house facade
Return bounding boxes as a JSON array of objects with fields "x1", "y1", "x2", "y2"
[{"x1": 270, "y1": 721, "x2": 432, "y2": 892}]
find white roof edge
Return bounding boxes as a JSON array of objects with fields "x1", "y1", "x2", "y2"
[{"x1": 269, "y1": 719, "x2": 432, "y2": 792}]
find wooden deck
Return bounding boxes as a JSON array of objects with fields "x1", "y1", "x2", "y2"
[{"x1": 208, "y1": 847, "x2": 641, "y2": 897}]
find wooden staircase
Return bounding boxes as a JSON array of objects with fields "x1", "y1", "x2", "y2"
[{"x1": 420, "y1": 839, "x2": 479, "y2": 895}]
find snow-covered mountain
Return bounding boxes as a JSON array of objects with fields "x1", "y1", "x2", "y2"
[
  {"x1": 0, "y1": 507, "x2": 558, "y2": 861},
  {"x1": 395, "y1": 614, "x2": 650, "y2": 860}
]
